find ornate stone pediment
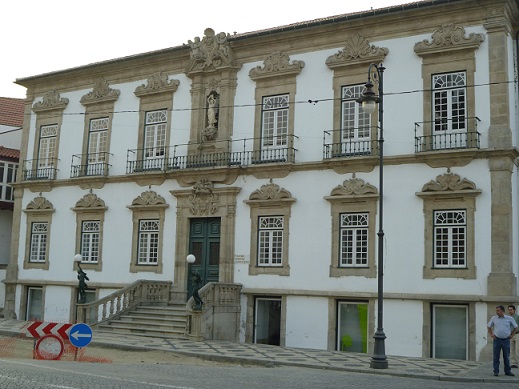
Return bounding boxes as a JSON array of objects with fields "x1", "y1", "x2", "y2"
[
  {"x1": 328, "y1": 175, "x2": 378, "y2": 197},
  {"x1": 73, "y1": 193, "x2": 106, "y2": 210},
  {"x1": 249, "y1": 52, "x2": 305, "y2": 81},
  {"x1": 185, "y1": 28, "x2": 238, "y2": 74},
  {"x1": 130, "y1": 190, "x2": 167, "y2": 207},
  {"x1": 188, "y1": 180, "x2": 219, "y2": 215},
  {"x1": 248, "y1": 180, "x2": 293, "y2": 201},
  {"x1": 25, "y1": 195, "x2": 54, "y2": 212},
  {"x1": 80, "y1": 77, "x2": 120, "y2": 105},
  {"x1": 414, "y1": 23, "x2": 484, "y2": 56},
  {"x1": 421, "y1": 170, "x2": 477, "y2": 192},
  {"x1": 32, "y1": 90, "x2": 69, "y2": 113},
  {"x1": 134, "y1": 72, "x2": 180, "y2": 97},
  {"x1": 326, "y1": 34, "x2": 388, "y2": 69}
]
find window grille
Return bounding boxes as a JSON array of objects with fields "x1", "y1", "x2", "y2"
[
  {"x1": 434, "y1": 210, "x2": 466, "y2": 267},
  {"x1": 81, "y1": 220, "x2": 100, "y2": 263},
  {"x1": 258, "y1": 216, "x2": 284, "y2": 266},
  {"x1": 30, "y1": 222, "x2": 48, "y2": 262},
  {"x1": 144, "y1": 110, "x2": 167, "y2": 159},
  {"x1": 137, "y1": 219, "x2": 160, "y2": 264},
  {"x1": 339, "y1": 213, "x2": 369, "y2": 267},
  {"x1": 261, "y1": 95, "x2": 289, "y2": 149},
  {"x1": 433, "y1": 72, "x2": 466, "y2": 132}
]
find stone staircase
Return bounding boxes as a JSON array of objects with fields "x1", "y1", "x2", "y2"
[{"x1": 96, "y1": 303, "x2": 187, "y2": 339}]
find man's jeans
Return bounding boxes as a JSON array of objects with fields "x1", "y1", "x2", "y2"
[{"x1": 493, "y1": 337, "x2": 512, "y2": 374}]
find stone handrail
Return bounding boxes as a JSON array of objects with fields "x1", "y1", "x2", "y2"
[
  {"x1": 77, "y1": 279, "x2": 172, "y2": 326},
  {"x1": 186, "y1": 282, "x2": 242, "y2": 341}
]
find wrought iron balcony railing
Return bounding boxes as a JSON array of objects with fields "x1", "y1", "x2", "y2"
[
  {"x1": 322, "y1": 128, "x2": 378, "y2": 159},
  {"x1": 126, "y1": 136, "x2": 298, "y2": 174},
  {"x1": 22, "y1": 158, "x2": 58, "y2": 181},
  {"x1": 70, "y1": 152, "x2": 111, "y2": 178},
  {"x1": 415, "y1": 117, "x2": 481, "y2": 152}
]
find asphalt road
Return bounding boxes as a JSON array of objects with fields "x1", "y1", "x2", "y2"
[{"x1": 0, "y1": 358, "x2": 515, "y2": 389}]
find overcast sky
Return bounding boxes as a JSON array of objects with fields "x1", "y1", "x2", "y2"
[{"x1": 2, "y1": 0, "x2": 412, "y2": 98}]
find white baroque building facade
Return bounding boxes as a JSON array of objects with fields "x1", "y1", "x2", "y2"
[{"x1": 6, "y1": 0, "x2": 519, "y2": 361}]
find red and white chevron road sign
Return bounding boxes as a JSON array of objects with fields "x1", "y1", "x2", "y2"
[{"x1": 26, "y1": 321, "x2": 72, "y2": 340}]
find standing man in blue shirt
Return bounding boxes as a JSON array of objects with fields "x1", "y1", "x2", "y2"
[{"x1": 488, "y1": 305, "x2": 518, "y2": 376}]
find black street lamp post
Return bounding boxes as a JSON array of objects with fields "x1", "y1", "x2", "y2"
[{"x1": 357, "y1": 63, "x2": 388, "y2": 369}]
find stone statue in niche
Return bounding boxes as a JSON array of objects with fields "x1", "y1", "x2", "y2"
[{"x1": 203, "y1": 91, "x2": 219, "y2": 140}]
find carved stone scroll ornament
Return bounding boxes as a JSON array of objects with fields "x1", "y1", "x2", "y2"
[
  {"x1": 414, "y1": 23, "x2": 484, "y2": 56},
  {"x1": 26, "y1": 195, "x2": 54, "y2": 210},
  {"x1": 329, "y1": 175, "x2": 378, "y2": 197},
  {"x1": 32, "y1": 90, "x2": 69, "y2": 113},
  {"x1": 80, "y1": 77, "x2": 120, "y2": 105},
  {"x1": 186, "y1": 28, "x2": 236, "y2": 73},
  {"x1": 421, "y1": 170, "x2": 477, "y2": 192},
  {"x1": 134, "y1": 72, "x2": 180, "y2": 97},
  {"x1": 326, "y1": 34, "x2": 388, "y2": 69},
  {"x1": 188, "y1": 180, "x2": 219, "y2": 215},
  {"x1": 131, "y1": 190, "x2": 167, "y2": 206},
  {"x1": 74, "y1": 193, "x2": 106, "y2": 209},
  {"x1": 249, "y1": 52, "x2": 305, "y2": 80},
  {"x1": 248, "y1": 180, "x2": 293, "y2": 201}
]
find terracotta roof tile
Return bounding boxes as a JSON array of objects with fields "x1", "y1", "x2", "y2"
[
  {"x1": 0, "y1": 146, "x2": 20, "y2": 160},
  {"x1": 0, "y1": 97, "x2": 24, "y2": 127}
]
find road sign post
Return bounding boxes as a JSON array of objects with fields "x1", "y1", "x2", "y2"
[{"x1": 69, "y1": 323, "x2": 93, "y2": 348}]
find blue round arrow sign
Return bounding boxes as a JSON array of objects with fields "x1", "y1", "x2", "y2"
[{"x1": 69, "y1": 323, "x2": 93, "y2": 348}]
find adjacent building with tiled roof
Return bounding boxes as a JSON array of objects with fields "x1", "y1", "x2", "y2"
[{"x1": 0, "y1": 97, "x2": 24, "y2": 128}]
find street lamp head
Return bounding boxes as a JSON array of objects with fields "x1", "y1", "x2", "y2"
[
  {"x1": 357, "y1": 80, "x2": 379, "y2": 114},
  {"x1": 73, "y1": 254, "x2": 83, "y2": 263},
  {"x1": 186, "y1": 254, "x2": 196, "y2": 264}
]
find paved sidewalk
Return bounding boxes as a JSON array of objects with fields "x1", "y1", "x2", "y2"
[{"x1": 0, "y1": 318, "x2": 518, "y2": 383}]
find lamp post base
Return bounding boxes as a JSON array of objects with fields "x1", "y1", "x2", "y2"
[{"x1": 370, "y1": 329, "x2": 388, "y2": 369}]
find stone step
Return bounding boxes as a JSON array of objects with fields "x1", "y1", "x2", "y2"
[
  {"x1": 117, "y1": 316, "x2": 186, "y2": 328},
  {"x1": 96, "y1": 323, "x2": 186, "y2": 339}
]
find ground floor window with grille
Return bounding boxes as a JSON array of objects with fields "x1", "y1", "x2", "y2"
[
  {"x1": 257, "y1": 216, "x2": 283, "y2": 266},
  {"x1": 138, "y1": 219, "x2": 159, "y2": 264},
  {"x1": 26, "y1": 286, "x2": 43, "y2": 321},
  {"x1": 337, "y1": 301, "x2": 368, "y2": 353},
  {"x1": 434, "y1": 210, "x2": 466, "y2": 268},
  {"x1": 432, "y1": 304, "x2": 468, "y2": 360},
  {"x1": 81, "y1": 220, "x2": 100, "y2": 263},
  {"x1": 254, "y1": 297, "x2": 281, "y2": 346},
  {"x1": 340, "y1": 213, "x2": 368, "y2": 267},
  {"x1": 30, "y1": 222, "x2": 48, "y2": 263}
]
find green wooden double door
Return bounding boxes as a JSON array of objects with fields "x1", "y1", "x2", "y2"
[{"x1": 187, "y1": 218, "x2": 220, "y2": 298}]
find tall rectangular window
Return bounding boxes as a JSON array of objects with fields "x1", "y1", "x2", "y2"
[
  {"x1": 340, "y1": 213, "x2": 369, "y2": 267},
  {"x1": 137, "y1": 219, "x2": 159, "y2": 264},
  {"x1": 144, "y1": 110, "x2": 167, "y2": 159},
  {"x1": 29, "y1": 222, "x2": 47, "y2": 263},
  {"x1": 432, "y1": 304, "x2": 468, "y2": 360},
  {"x1": 257, "y1": 216, "x2": 283, "y2": 266},
  {"x1": 341, "y1": 85, "x2": 371, "y2": 154},
  {"x1": 261, "y1": 95, "x2": 289, "y2": 151},
  {"x1": 81, "y1": 220, "x2": 100, "y2": 263},
  {"x1": 0, "y1": 161, "x2": 17, "y2": 201},
  {"x1": 38, "y1": 124, "x2": 58, "y2": 177},
  {"x1": 433, "y1": 72, "x2": 466, "y2": 133},
  {"x1": 434, "y1": 210, "x2": 466, "y2": 268},
  {"x1": 87, "y1": 117, "x2": 108, "y2": 175}
]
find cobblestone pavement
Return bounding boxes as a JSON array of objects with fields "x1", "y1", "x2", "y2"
[{"x1": 0, "y1": 318, "x2": 518, "y2": 384}]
